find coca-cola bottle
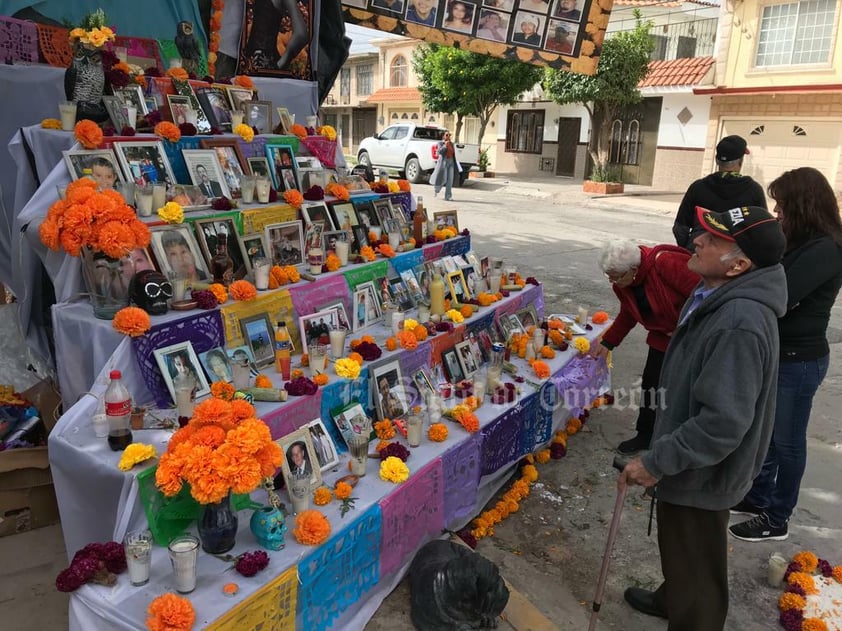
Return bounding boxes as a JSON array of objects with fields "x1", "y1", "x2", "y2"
[
  {"x1": 212, "y1": 232, "x2": 234, "y2": 286},
  {"x1": 105, "y1": 370, "x2": 133, "y2": 451}
]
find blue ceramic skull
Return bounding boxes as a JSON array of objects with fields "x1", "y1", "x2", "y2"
[{"x1": 250, "y1": 505, "x2": 286, "y2": 550}]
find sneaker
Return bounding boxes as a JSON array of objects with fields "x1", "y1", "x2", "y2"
[
  {"x1": 729, "y1": 514, "x2": 788, "y2": 542},
  {"x1": 617, "y1": 433, "x2": 651, "y2": 455},
  {"x1": 730, "y1": 499, "x2": 763, "y2": 517}
]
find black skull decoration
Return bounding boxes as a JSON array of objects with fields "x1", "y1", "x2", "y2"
[{"x1": 130, "y1": 270, "x2": 172, "y2": 315}]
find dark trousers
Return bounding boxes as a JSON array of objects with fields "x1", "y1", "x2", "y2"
[
  {"x1": 653, "y1": 501, "x2": 729, "y2": 631},
  {"x1": 636, "y1": 346, "x2": 665, "y2": 438}
]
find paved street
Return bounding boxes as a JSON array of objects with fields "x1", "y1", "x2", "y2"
[{"x1": 3, "y1": 175, "x2": 841, "y2": 630}]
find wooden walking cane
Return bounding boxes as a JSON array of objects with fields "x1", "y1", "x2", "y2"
[{"x1": 588, "y1": 457, "x2": 629, "y2": 631}]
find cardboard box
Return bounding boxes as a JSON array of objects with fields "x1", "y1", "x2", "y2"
[{"x1": 0, "y1": 379, "x2": 62, "y2": 537}]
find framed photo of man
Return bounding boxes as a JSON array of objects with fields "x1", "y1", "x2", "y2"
[
  {"x1": 329, "y1": 400, "x2": 370, "y2": 448},
  {"x1": 306, "y1": 418, "x2": 340, "y2": 472},
  {"x1": 182, "y1": 149, "x2": 231, "y2": 199},
  {"x1": 276, "y1": 427, "x2": 322, "y2": 491},
  {"x1": 148, "y1": 224, "x2": 211, "y2": 284},
  {"x1": 243, "y1": 100, "x2": 273, "y2": 135},
  {"x1": 200, "y1": 139, "x2": 250, "y2": 197},
  {"x1": 264, "y1": 220, "x2": 305, "y2": 267},
  {"x1": 193, "y1": 217, "x2": 248, "y2": 279},
  {"x1": 370, "y1": 359, "x2": 409, "y2": 421},
  {"x1": 62, "y1": 149, "x2": 125, "y2": 188}
]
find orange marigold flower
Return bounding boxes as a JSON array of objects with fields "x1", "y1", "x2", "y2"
[
  {"x1": 541, "y1": 345, "x2": 556, "y2": 359},
  {"x1": 802, "y1": 620, "x2": 829, "y2": 631},
  {"x1": 313, "y1": 486, "x2": 332, "y2": 506},
  {"x1": 313, "y1": 374, "x2": 329, "y2": 386},
  {"x1": 349, "y1": 338, "x2": 361, "y2": 349},
  {"x1": 283, "y1": 189, "x2": 303, "y2": 208},
  {"x1": 285, "y1": 266, "x2": 301, "y2": 283},
  {"x1": 532, "y1": 360, "x2": 551, "y2": 379},
  {"x1": 368, "y1": 231, "x2": 378, "y2": 243},
  {"x1": 230, "y1": 398, "x2": 256, "y2": 422},
  {"x1": 300, "y1": 353, "x2": 309, "y2": 367},
  {"x1": 165, "y1": 67, "x2": 189, "y2": 81},
  {"x1": 536, "y1": 449, "x2": 551, "y2": 463},
  {"x1": 462, "y1": 396, "x2": 480, "y2": 411},
  {"x1": 230, "y1": 279, "x2": 257, "y2": 301},
  {"x1": 377, "y1": 244, "x2": 395, "y2": 258},
  {"x1": 325, "y1": 182, "x2": 350, "y2": 201},
  {"x1": 41, "y1": 118, "x2": 62, "y2": 130},
  {"x1": 268, "y1": 265, "x2": 288, "y2": 288},
  {"x1": 375, "y1": 419, "x2": 395, "y2": 440},
  {"x1": 290, "y1": 123, "x2": 308, "y2": 139},
  {"x1": 476, "y1": 292, "x2": 499, "y2": 306},
  {"x1": 778, "y1": 592, "x2": 806, "y2": 611},
  {"x1": 459, "y1": 305, "x2": 473, "y2": 318},
  {"x1": 74, "y1": 120, "x2": 103, "y2": 149},
  {"x1": 376, "y1": 439, "x2": 392, "y2": 452},
  {"x1": 360, "y1": 245, "x2": 376, "y2": 261},
  {"x1": 232, "y1": 75, "x2": 255, "y2": 89},
  {"x1": 453, "y1": 408, "x2": 479, "y2": 433},
  {"x1": 293, "y1": 509, "x2": 331, "y2": 545},
  {"x1": 428, "y1": 423, "x2": 448, "y2": 442},
  {"x1": 334, "y1": 481, "x2": 353, "y2": 500},
  {"x1": 787, "y1": 571, "x2": 818, "y2": 594},
  {"x1": 566, "y1": 417, "x2": 582, "y2": 435},
  {"x1": 112, "y1": 307, "x2": 150, "y2": 337},
  {"x1": 211, "y1": 381, "x2": 235, "y2": 401},
  {"x1": 209, "y1": 283, "x2": 228, "y2": 304},
  {"x1": 832, "y1": 566, "x2": 842, "y2": 582},
  {"x1": 397, "y1": 330, "x2": 417, "y2": 350},
  {"x1": 325, "y1": 253, "x2": 341, "y2": 271},
  {"x1": 154, "y1": 121, "x2": 181, "y2": 143},
  {"x1": 349, "y1": 351, "x2": 363, "y2": 365},
  {"x1": 254, "y1": 374, "x2": 272, "y2": 388},
  {"x1": 592, "y1": 311, "x2": 610, "y2": 324},
  {"x1": 146, "y1": 592, "x2": 195, "y2": 631},
  {"x1": 291, "y1": 368, "x2": 304, "y2": 379},
  {"x1": 522, "y1": 464, "x2": 539, "y2": 483},
  {"x1": 413, "y1": 324, "x2": 428, "y2": 341},
  {"x1": 385, "y1": 337, "x2": 398, "y2": 351},
  {"x1": 793, "y1": 551, "x2": 819, "y2": 573},
  {"x1": 397, "y1": 179, "x2": 411, "y2": 192}
]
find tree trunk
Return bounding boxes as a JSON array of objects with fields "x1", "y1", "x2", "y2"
[{"x1": 454, "y1": 114, "x2": 464, "y2": 143}]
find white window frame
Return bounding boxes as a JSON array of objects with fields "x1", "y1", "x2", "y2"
[{"x1": 753, "y1": 0, "x2": 838, "y2": 68}]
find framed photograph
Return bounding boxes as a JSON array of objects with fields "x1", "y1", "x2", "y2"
[
  {"x1": 226, "y1": 345, "x2": 258, "y2": 373},
  {"x1": 182, "y1": 149, "x2": 231, "y2": 199},
  {"x1": 196, "y1": 86, "x2": 233, "y2": 130},
  {"x1": 329, "y1": 202, "x2": 358, "y2": 232},
  {"x1": 149, "y1": 224, "x2": 211, "y2": 283},
  {"x1": 239, "y1": 312, "x2": 275, "y2": 367},
  {"x1": 193, "y1": 217, "x2": 248, "y2": 280},
  {"x1": 413, "y1": 264, "x2": 431, "y2": 301},
  {"x1": 226, "y1": 86, "x2": 253, "y2": 112},
  {"x1": 372, "y1": 198, "x2": 396, "y2": 225},
  {"x1": 465, "y1": 249, "x2": 481, "y2": 271},
  {"x1": 172, "y1": 78, "x2": 211, "y2": 134},
  {"x1": 516, "y1": 305, "x2": 539, "y2": 330},
  {"x1": 144, "y1": 96, "x2": 158, "y2": 113},
  {"x1": 446, "y1": 269, "x2": 471, "y2": 302},
  {"x1": 548, "y1": 313, "x2": 586, "y2": 335},
  {"x1": 443, "y1": 0, "x2": 476, "y2": 32},
  {"x1": 112, "y1": 140, "x2": 176, "y2": 187},
  {"x1": 411, "y1": 366, "x2": 436, "y2": 404},
  {"x1": 434, "y1": 210, "x2": 460, "y2": 232},
  {"x1": 301, "y1": 202, "x2": 335, "y2": 230},
  {"x1": 352, "y1": 200, "x2": 378, "y2": 229},
  {"x1": 243, "y1": 100, "x2": 273, "y2": 134},
  {"x1": 351, "y1": 226, "x2": 369, "y2": 254},
  {"x1": 102, "y1": 95, "x2": 129, "y2": 131},
  {"x1": 296, "y1": 157, "x2": 322, "y2": 170},
  {"x1": 201, "y1": 139, "x2": 249, "y2": 196},
  {"x1": 441, "y1": 347, "x2": 465, "y2": 383},
  {"x1": 265, "y1": 145, "x2": 298, "y2": 191},
  {"x1": 455, "y1": 340, "x2": 480, "y2": 379},
  {"x1": 330, "y1": 400, "x2": 370, "y2": 448},
  {"x1": 238, "y1": 232, "x2": 268, "y2": 274},
  {"x1": 374, "y1": 275, "x2": 392, "y2": 307},
  {"x1": 352, "y1": 283, "x2": 379, "y2": 331},
  {"x1": 322, "y1": 229, "x2": 351, "y2": 257},
  {"x1": 304, "y1": 222, "x2": 325, "y2": 255},
  {"x1": 388, "y1": 276, "x2": 415, "y2": 311},
  {"x1": 247, "y1": 156, "x2": 272, "y2": 179},
  {"x1": 315, "y1": 299, "x2": 351, "y2": 331},
  {"x1": 130, "y1": 247, "x2": 157, "y2": 274},
  {"x1": 306, "y1": 418, "x2": 340, "y2": 473},
  {"x1": 153, "y1": 341, "x2": 211, "y2": 403},
  {"x1": 371, "y1": 359, "x2": 410, "y2": 421},
  {"x1": 264, "y1": 220, "x2": 305, "y2": 267},
  {"x1": 62, "y1": 149, "x2": 125, "y2": 188},
  {"x1": 167, "y1": 184, "x2": 211, "y2": 211},
  {"x1": 276, "y1": 107, "x2": 294, "y2": 134},
  {"x1": 116, "y1": 85, "x2": 148, "y2": 115},
  {"x1": 400, "y1": 269, "x2": 425, "y2": 305},
  {"x1": 298, "y1": 168, "x2": 326, "y2": 191},
  {"x1": 198, "y1": 346, "x2": 233, "y2": 383},
  {"x1": 476, "y1": 327, "x2": 495, "y2": 363},
  {"x1": 299, "y1": 308, "x2": 341, "y2": 354},
  {"x1": 277, "y1": 427, "x2": 322, "y2": 491},
  {"x1": 166, "y1": 94, "x2": 194, "y2": 125}
]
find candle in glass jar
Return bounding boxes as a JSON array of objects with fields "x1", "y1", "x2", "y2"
[
  {"x1": 334, "y1": 240, "x2": 349, "y2": 266},
  {"x1": 329, "y1": 327, "x2": 347, "y2": 358},
  {"x1": 168, "y1": 535, "x2": 199, "y2": 594},
  {"x1": 308, "y1": 248, "x2": 324, "y2": 274},
  {"x1": 407, "y1": 414, "x2": 423, "y2": 447},
  {"x1": 255, "y1": 177, "x2": 271, "y2": 203}
]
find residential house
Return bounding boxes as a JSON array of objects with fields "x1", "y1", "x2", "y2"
[
  {"x1": 698, "y1": 0, "x2": 842, "y2": 193},
  {"x1": 319, "y1": 50, "x2": 380, "y2": 156}
]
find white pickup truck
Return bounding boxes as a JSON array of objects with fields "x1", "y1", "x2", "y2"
[{"x1": 357, "y1": 124, "x2": 480, "y2": 186}]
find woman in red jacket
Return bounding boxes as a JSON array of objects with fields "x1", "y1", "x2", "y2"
[{"x1": 591, "y1": 240, "x2": 700, "y2": 454}]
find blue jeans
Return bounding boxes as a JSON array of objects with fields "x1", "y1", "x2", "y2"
[
  {"x1": 435, "y1": 160, "x2": 454, "y2": 200},
  {"x1": 745, "y1": 355, "x2": 829, "y2": 525}
]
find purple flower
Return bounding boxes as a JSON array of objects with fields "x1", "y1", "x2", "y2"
[
  {"x1": 102, "y1": 126, "x2": 116, "y2": 137},
  {"x1": 513, "y1": 375, "x2": 525, "y2": 383},
  {"x1": 435, "y1": 321, "x2": 454, "y2": 333},
  {"x1": 460, "y1": 228, "x2": 470, "y2": 237},
  {"x1": 217, "y1": 77, "x2": 233, "y2": 85},
  {"x1": 303, "y1": 185, "x2": 325, "y2": 200},
  {"x1": 500, "y1": 289, "x2": 510, "y2": 298},
  {"x1": 212, "y1": 197, "x2": 233, "y2": 211},
  {"x1": 558, "y1": 341, "x2": 569, "y2": 351},
  {"x1": 372, "y1": 183, "x2": 389, "y2": 194},
  {"x1": 145, "y1": 110, "x2": 163, "y2": 126},
  {"x1": 779, "y1": 609, "x2": 803, "y2": 631},
  {"x1": 187, "y1": 71, "x2": 198, "y2": 80},
  {"x1": 355, "y1": 341, "x2": 382, "y2": 361},
  {"x1": 525, "y1": 276, "x2": 539, "y2": 286},
  {"x1": 379, "y1": 442, "x2": 410, "y2": 462},
  {"x1": 425, "y1": 235, "x2": 437, "y2": 244},
  {"x1": 106, "y1": 69, "x2": 130, "y2": 89},
  {"x1": 178, "y1": 122, "x2": 197, "y2": 136},
  {"x1": 585, "y1": 323, "x2": 593, "y2": 331},
  {"x1": 120, "y1": 125, "x2": 136, "y2": 136},
  {"x1": 193, "y1": 290, "x2": 218, "y2": 310},
  {"x1": 305, "y1": 126, "x2": 317, "y2": 136},
  {"x1": 550, "y1": 442, "x2": 567, "y2": 459},
  {"x1": 235, "y1": 550, "x2": 270, "y2": 577},
  {"x1": 786, "y1": 583, "x2": 806, "y2": 596},
  {"x1": 55, "y1": 567, "x2": 85, "y2": 592},
  {"x1": 101, "y1": 50, "x2": 119, "y2": 68},
  {"x1": 202, "y1": 75, "x2": 216, "y2": 84},
  {"x1": 580, "y1": 408, "x2": 591, "y2": 418},
  {"x1": 72, "y1": 557, "x2": 100, "y2": 582},
  {"x1": 284, "y1": 377, "x2": 318, "y2": 396},
  {"x1": 100, "y1": 541, "x2": 127, "y2": 574},
  {"x1": 456, "y1": 528, "x2": 477, "y2": 549},
  {"x1": 144, "y1": 66, "x2": 162, "y2": 78},
  {"x1": 784, "y1": 561, "x2": 803, "y2": 581},
  {"x1": 819, "y1": 559, "x2": 833, "y2": 577}
]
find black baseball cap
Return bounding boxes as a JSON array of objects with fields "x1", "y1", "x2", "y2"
[
  {"x1": 695, "y1": 205, "x2": 785, "y2": 268},
  {"x1": 716, "y1": 135, "x2": 750, "y2": 162}
]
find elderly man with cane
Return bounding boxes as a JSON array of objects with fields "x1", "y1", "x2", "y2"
[{"x1": 616, "y1": 205, "x2": 786, "y2": 630}]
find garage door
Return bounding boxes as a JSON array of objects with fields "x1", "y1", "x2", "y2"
[{"x1": 720, "y1": 119, "x2": 841, "y2": 193}]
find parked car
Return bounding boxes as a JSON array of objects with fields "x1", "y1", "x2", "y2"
[{"x1": 357, "y1": 124, "x2": 481, "y2": 186}]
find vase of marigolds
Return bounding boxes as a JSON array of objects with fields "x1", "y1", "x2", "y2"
[
  {"x1": 39, "y1": 179, "x2": 151, "y2": 319},
  {"x1": 155, "y1": 396, "x2": 284, "y2": 554}
]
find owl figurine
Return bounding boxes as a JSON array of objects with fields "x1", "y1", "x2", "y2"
[
  {"x1": 175, "y1": 21, "x2": 201, "y2": 76},
  {"x1": 64, "y1": 44, "x2": 109, "y2": 123}
]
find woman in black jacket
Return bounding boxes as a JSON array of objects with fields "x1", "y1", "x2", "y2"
[{"x1": 730, "y1": 167, "x2": 842, "y2": 542}]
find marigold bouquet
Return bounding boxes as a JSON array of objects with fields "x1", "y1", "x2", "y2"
[
  {"x1": 39, "y1": 179, "x2": 150, "y2": 258},
  {"x1": 155, "y1": 397, "x2": 283, "y2": 504}
]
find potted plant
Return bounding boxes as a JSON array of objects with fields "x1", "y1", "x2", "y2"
[
  {"x1": 582, "y1": 165, "x2": 624, "y2": 195},
  {"x1": 470, "y1": 148, "x2": 494, "y2": 179}
]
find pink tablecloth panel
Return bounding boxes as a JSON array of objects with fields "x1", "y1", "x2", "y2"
[
  {"x1": 287, "y1": 273, "x2": 352, "y2": 320},
  {"x1": 378, "y1": 457, "x2": 445, "y2": 577},
  {"x1": 262, "y1": 388, "x2": 324, "y2": 439},
  {"x1": 442, "y1": 432, "x2": 482, "y2": 529},
  {"x1": 428, "y1": 324, "x2": 467, "y2": 367}
]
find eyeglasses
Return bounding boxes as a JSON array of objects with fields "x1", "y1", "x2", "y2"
[{"x1": 145, "y1": 282, "x2": 173, "y2": 298}]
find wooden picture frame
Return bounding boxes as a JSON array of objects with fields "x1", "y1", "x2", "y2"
[
  {"x1": 153, "y1": 341, "x2": 211, "y2": 403},
  {"x1": 200, "y1": 138, "x2": 249, "y2": 197},
  {"x1": 446, "y1": 269, "x2": 471, "y2": 302},
  {"x1": 264, "y1": 220, "x2": 305, "y2": 268},
  {"x1": 148, "y1": 224, "x2": 211, "y2": 284},
  {"x1": 306, "y1": 418, "x2": 341, "y2": 473},
  {"x1": 442, "y1": 347, "x2": 465, "y2": 383},
  {"x1": 370, "y1": 359, "x2": 409, "y2": 421},
  {"x1": 243, "y1": 100, "x2": 273, "y2": 134},
  {"x1": 62, "y1": 149, "x2": 125, "y2": 187},
  {"x1": 238, "y1": 232, "x2": 269, "y2": 274},
  {"x1": 455, "y1": 339, "x2": 480, "y2": 378},
  {"x1": 192, "y1": 216, "x2": 248, "y2": 280},
  {"x1": 277, "y1": 427, "x2": 322, "y2": 492},
  {"x1": 434, "y1": 210, "x2": 460, "y2": 232},
  {"x1": 182, "y1": 149, "x2": 232, "y2": 199},
  {"x1": 329, "y1": 400, "x2": 370, "y2": 448},
  {"x1": 239, "y1": 312, "x2": 275, "y2": 368}
]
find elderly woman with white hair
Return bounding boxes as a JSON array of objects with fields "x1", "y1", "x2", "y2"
[{"x1": 592, "y1": 240, "x2": 700, "y2": 453}]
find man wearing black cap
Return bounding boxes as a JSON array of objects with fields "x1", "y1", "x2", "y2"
[
  {"x1": 618, "y1": 205, "x2": 786, "y2": 630},
  {"x1": 672, "y1": 135, "x2": 767, "y2": 251}
]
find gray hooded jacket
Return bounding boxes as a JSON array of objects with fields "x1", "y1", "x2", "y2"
[{"x1": 641, "y1": 264, "x2": 787, "y2": 510}]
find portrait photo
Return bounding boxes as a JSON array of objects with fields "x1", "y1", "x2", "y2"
[
  {"x1": 371, "y1": 360, "x2": 409, "y2": 421},
  {"x1": 446, "y1": 269, "x2": 471, "y2": 302},
  {"x1": 149, "y1": 225, "x2": 210, "y2": 284},
  {"x1": 201, "y1": 140, "x2": 248, "y2": 197},
  {"x1": 166, "y1": 94, "x2": 194, "y2": 126},
  {"x1": 277, "y1": 427, "x2": 322, "y2": 491},
  {"x1": 199, "y1": 346, "x2": 233, "y2": 383},
  {"x1": 265, "y1": 220, "x2": 305, "y2": 267},
  {"x1": 238, "y1": 232, "x2": 268, "y2": 274},
  {"x1": 298, "y1": 308, "x2": 340, "y2": 354},
  {"x1": 476, "y1": 8, "x2": 509, "y2": 41},
  {"x1": 182, "y1": 149, "x2": 232, "y2": 199},
  {"x1": 545, "y1": 19, "x2": 577, "y2": 54},
  {"x1": 265, "y1": 144, "x2": 299, "y2": 191},
  {"x1": 244, "y1": 101, "x2": 273, "y2": 134},
  {"x1": 304, "y1": 222, "x2": 324, "y2": 255},
  {"x1": 353, "y1": 201, "x2": 379, "y2": 228},
  {"x1": 330, "y1": 400, "x2": 369, "y2": 448},
  {"x1": 442, "y1": 347, "x2": 464, "y2": 383},
  {"x1": 306, "y1": 418, "x2": 340, "y2": 472},
  {"x1": 455, "y1": 340, "x2": 479, "y2": 378},
  {"x1": 351, "y1": 226, "x2": 369, "y2": 254},
  {"x1": 370, "y1": 0, "x2": 404, "y2": 13},
  {"x1": 511, "y1": 11, "x2": 544, "y2": 47},
  {"x1": 442, "y1": 0, "x2": 476, "y2": 33},
  {"x1": 63, "y1": 149, "x2": 125, "y2": 188},
  {"x1": 302, "y1": 202, "x2": 335, "y2": 231},
  {"x1": 405, "y1": 0, "x2": 437, "y2": 25},
  {"x1": 329, "y1": 202, "x2": 358, "y2": 231},
  {"x1": 153, "y1": 341, "x2": 211, "y2": 403},
  {"x1": 102, "y1": 95, "x2": 129, "y2": 131},
  {"x1": 112, "y1": 140, "x2": 176, "y2": 187},
  {"x1": 552, "y1": 0, "x2": 582, "y2": 21},
  {"x1": 247, "y1": 157, "x2": 272, "y2": 179},
  {"x1": 400, "y1": 269, "x2": 425, "y2": 305},
  {"x1": 388, "y1": 277, "x2": 415, "y2": 311},
  {"x1": 322, "y1": 230, "x2": 351, "y2": 258},
  {"x1": 352, "y1": 284, "x2": 377, "y2": 331},
  {"x1": 196, "y1": 86, "x2": 233, "y2": 130},
  {"x1": 239, "y1": 313, "x2": 275, "y2": 367},
  {"x1": 226, "y1": 86, "x2": 254, "y2": 112},
  {"x1": 116, "y1": 85, "x2": 148, "y2": 115},
  {"x1": 227, "y1": 345, "x2": 258, "y2": 373},
  {"x1": 315, "y1": 299, "x2": 351, "y2": 331},
  {"x1": 411, "y1": 367, "x2": 436, "y2": 404},
  {"x1": 519, "y1": 0, "x2": 549, "y2": 13},
  {"x1": 167, "y1": 184, "x2": 210, "y2": 210},
  {"x1": 517, "y1": 305, "x2": 539, "y2": 330},
  {"x1": 276, "y1": 107, "x2": 294, "y2": 134},
  {"x1": 238, "y1": 0, "x2": 314, "y2": 81},
  {"x1": 433, "y1": 210, "x2": 459, "y2": 232},
  {"x1": 483, "y1": 0, "x2": 514, "y2": 10},
  {"x1": 372, "y1": 198, "x2": 396, "y2": 226},
  {"x1": 130, "y1": 248, "x2": 156, "y2": 274},
  {"x1": 194, "y1": 217, "x2": 248, "y2": 280}
]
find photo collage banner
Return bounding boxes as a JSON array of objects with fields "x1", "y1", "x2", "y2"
[{"x1": 342, "y1": 0, "x2": 614, "y2": 73}]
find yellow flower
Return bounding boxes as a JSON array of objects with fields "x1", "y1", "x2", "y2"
[
  {"x1": 573, "y1": 337, "x2": 590, "y2": 353},
  {"x1": 234, "y1": 123, "x2": 255, "y2": 142},
  {"x1": 445, "y1": 309, "x2": 464, "y2": 323},
  {"x1": 319, "y1": 125, "x2": 337, "y2": 141},
  {"x1": 118, "y1": 443, "x2": 156, "y2": 471},
  {"x1": 334, "y1": 358, "x2": 361, "y2": 379},
  {"x1": 158, "y1": 201, "x2": 184, "y2": 224},
  {"x1": 86, "y1": 27, "x2": 111, "y2": 47},
  {"x1": 41, "y1": 118, "x2": 63, "y2": 130},
  {"x1": 379, "y1": 456, "x2": 410, "y2": 483},
  {"x1": 69, "y1": 28, "x2": 87, "y2": 41},
  {"x1": 402, "y1": 318, "x2": 418, "y2": 331},
  {"x1": 387, "y1": 181, "x2": 400, "y2": 193}
]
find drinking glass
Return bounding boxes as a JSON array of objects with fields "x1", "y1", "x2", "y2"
[
  {"x1": 348, "y1": 434, "x2": 370, "y2": 476},
  {"x1": 124, "y1": 529, "x2": 152, "y2": 586},
  {"x1": 168, "y1": 535, "x2": 199, "y2": 593},
  {"x1": 58, "y1": 101, "x2": 77, "y2": 131},
  {"x1": 240, "y1": 175, "x2": 257, "y2": 204},
  {"x1": 289, "y1": 471, "x2": 311, "y2": 514}
]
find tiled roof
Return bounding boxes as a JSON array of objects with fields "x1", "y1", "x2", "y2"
[
  {"x1": 639, "y1": 56, "x2": 715, "y2": 88},
  {"x1": 364, "y1": 87, "x2": 422, "y2": 103}
]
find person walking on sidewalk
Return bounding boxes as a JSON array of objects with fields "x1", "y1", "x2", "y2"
[
  {"x1": 592, "y1": 240, "x2": 699, "y2": 454},
  {"x1": 432, "y1": 132, "x2": 459, "y2": 201},
  {"x1": 672, "y1": 135, "x2": 767, "y2": 250},
  {"x1": 619, "y1": 205, "x2": 786, "y2": 631},
  {"x1": 730, "y1": 168, "x2": 842, "y2": 543}
]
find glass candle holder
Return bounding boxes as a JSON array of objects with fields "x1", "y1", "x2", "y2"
[
  {"x1": 92, "y1": 413, "x2": 108, "y2": 438},
  {"x1": 417, "y1": 303, "x2": 430, "y2": 323},
  {"x1": 488, "y1": 271, "x2": 503, "y2": 294},
  {"x1": 58, "y1": 101, "x2": 77, "y2": 131},
  {"x1": 168, "y1": 270, "x2": 188, "y2": 302},
  {"x1": 334, "y1": 240, "x2": 349, "y2": 266},
  {"x1": 152, "y1": 183, "x2": 167, "y2": 211},
  {"x1": 231, "y1": 358, "x2": 251, "y2": 390},
  {"x1": 255, "y1": 177, "x2": 271, "y2": 203},
  {"x1": 308, "y1": 247, "x2": 325, "y2": 275},
  {"x1": 136, "y1": 184, "x2": 154, "y2": 217},
  {"x1": 115, "y1": 181, "x2": 137, "y2": 207},
  {"x1": 173, "y1": 374, "x2": 196, "y2": 419},
  {"x1": 288, "y1": 471, "x2": 311, "y2": 514},
  {"x1": 231, "y1": 112, "x2": 244, "y2": 127},
  {"x1": 407, "y1": 412, "x2": 423, "y2": 448},
  {"x1": 348, "y1": 434, "x2": 370, "y2": 476},
  {"x1": 308, "y1": 344, "x2": 328, "y2": 378},
  {"x1": 253, "y1": 257, "x2": 270, "y2": 290},
  {"x1": 388, "y1": 231, "x2": 401, "y2": 250},
  {"x1": 329, "y1": 327, "x2": 348, "y2": 359},
  {"x1": 168, "y1": 535, "x2": 199, "y2": 593},
  {"x1": 767, "y1": 553, "x2": 788, "y2": 587},
  {"x1": 239, "y1": 175, "x2": 257, "y2": 204},
  {"x1": 124, "y1": 529, "x2": 152, "y2": 586}
]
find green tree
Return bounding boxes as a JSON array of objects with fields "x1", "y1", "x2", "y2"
[
  {"x1": 543, "y1": 12, "x2": 654, "y2": 180},
  {"x1": 412, "y1": 45, "x2": 543, "y2": 144}
]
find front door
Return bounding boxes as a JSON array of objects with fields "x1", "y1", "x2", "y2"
[
  {"x1": 607, "y1": 97, "x2": 662, "y2": 186},
  {"x1": 556, "y1": 117, "x2": 580, "y2": 177}
]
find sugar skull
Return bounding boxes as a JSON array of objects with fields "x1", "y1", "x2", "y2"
[
  {"x1": 250, "y1": 505, "x2": 286, "y2": 550},
  {"x1": 130, "y1": 269, "x2": 172, "y2": 315}
]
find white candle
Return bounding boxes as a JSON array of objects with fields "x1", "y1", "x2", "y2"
[
  {"x1": 136, "y1": 189, "x2": 154, "y2": 216},
  {"x1": 329, "y1": 328, "x2": 347, "y2": 359},
  {"x1": 125, "y1": 531, "x2": 152, "y2": 586},
  {"x1": 334, "y1": 240, "x2": 349, "y2": 266},
  {"x1": 350, "y1": 454, "x2": 367, "y2": 476},
  {"x1": 168, "y1": 536, "x2": 198, "y2": 594},
  {"x1": 58, "y1": 101, "x2": 77, "y2": 131},
  {"x1": 388, "y1": 232, "x2": 400, "y2": 249},
  {"x1": 309, "y1": 248, "x2": 324, "y2": 274},
  {"x1": 152, "y1": 184, "x2": 167, "y2": 211},
  {"x1": 407, "y1": 415, "x2": 423, "y2": 447},
  {"x1": 240, "y1": 175, "x2": 256, "y2": 204},
  {"x1": 417, "y1": 304, "x2": 430, "y2": 322},
  {"x1": 92, "y1": 413, "x2": 108, "y2": 438},
  {"x1": 254, "y1": 259, "x2": 270, "y2": 290},
  {"x1": 289, "y1": 474, "x2": 310, "y2": 514},
  {"x1": 255, "y1": 177, "x2": 271, "y2": 203},
  {"x1": 488, "y1": 272, "x2": 502, "y2": 294},
  {"x1": 578, "y1": 306, "x2": 589, "y2": 325},
  {"x1": 231, "y1": 112, "x2": 244, "y2": 127},
  {"x1": 175, "y1": 386, "x2": 195, "y2": 418}
]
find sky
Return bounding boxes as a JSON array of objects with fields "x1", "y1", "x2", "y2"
[{"x1": 346, "y1": 23, "x2": 403, "y2": 54}]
